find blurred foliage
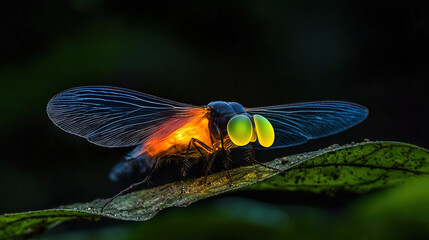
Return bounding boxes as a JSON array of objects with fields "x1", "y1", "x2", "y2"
[
  {"x1": 1, "y1": 141, "x2": 427, "y2": 239},
  {"x1": 0, "y1": 20, "x2": 197, "y2": 128}
]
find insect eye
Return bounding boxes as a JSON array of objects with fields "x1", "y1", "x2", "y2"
[
  {"x1": 253, "y1": 115, "x2": 275, "y2": 147},
  {"x1": 227, "y1": 115, "x2": 253, "y2": 146}
]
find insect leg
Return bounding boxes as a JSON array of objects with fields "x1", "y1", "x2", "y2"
[
  {"x1": 219, "y1": 133, "x2": 233, "y2": 186},
  {"x1": 191, "y1": 138, "x2": 214, "y2": 153},
  {"x1": 100, "y1": 161, "x2": 158, "y2": 213},
  {"x1": 203, "y1": 151, "x2": 217, "y2": 182},
  {"x1": 179, "y1": 157, "x2": 191, "y2": 197},
  {"x1": 247, "y1": 142, "x2": 285, "y2": 176},
  {"x1": 181, "y1": 138, "x2": 214, "y2": 196},
  {"x1": 190, "y1": 138, "x2": 216, "y2": 179},
  {"x1": 191, "y1": 139, "x2": 211, "y2": 165}
]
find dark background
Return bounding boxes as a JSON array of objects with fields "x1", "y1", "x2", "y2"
[{"x1": 0, "y1": 0, "x2": 428, "y2": 239}]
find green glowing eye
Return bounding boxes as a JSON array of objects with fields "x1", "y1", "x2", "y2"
[
  {"x1": 253, "y1": 115, "x2": 275, "y2": 147},
  {"x1": 227, "y1": 115, "x2": 253, "y2": 146}
]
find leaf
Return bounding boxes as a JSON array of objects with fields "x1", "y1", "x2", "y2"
[
  {"x1": 1, "y1": 141, "x2": 428, "y2": 239},
  {"x1": 30, "y1": 178, "x2": 429, "y2": 240},
  {"x1": 247, "y1": 141, "x2": 429, "y2": 193},
  {"x1": 0, "y1": 210, "x2": 99, "y2": 239}
]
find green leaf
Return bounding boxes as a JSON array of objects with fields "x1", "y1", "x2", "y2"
[
  {"x1": 0, "y1": 210, "x2": 99, "y2": 239},
  {"x1": 248, "y1": 141, "x2": 429, "y2": 193},
  {"x1": 1, "y1": 141, "x2": 428, "y2": 239}
]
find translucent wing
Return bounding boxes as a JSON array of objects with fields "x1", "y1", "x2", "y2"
[
  {"x1": 246, "y1": 101, "x2": 368, "y2": 149},
  {"x1": 47, "y1": 86, "x2": 203, "y2": 147}
]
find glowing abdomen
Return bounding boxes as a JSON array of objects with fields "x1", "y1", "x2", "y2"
[{"x1": 142, "y1": 116, "x2": 211, "y2": 157}]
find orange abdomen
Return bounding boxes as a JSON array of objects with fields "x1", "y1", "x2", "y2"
[{"x1": 142, "y1": 114, "x2": 212, "y2": 158}]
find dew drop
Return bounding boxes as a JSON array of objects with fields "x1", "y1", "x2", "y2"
[{"x1": 281, "y1": 157, "x2": 288, "y2": 164}]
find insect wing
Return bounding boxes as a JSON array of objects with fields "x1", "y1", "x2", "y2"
[
  {"x1": 246, "y1": 101, "x2": 368, "y2": 149},
  {"x1": 46, "y1": 86, "x2": 202, "y2": 147}
]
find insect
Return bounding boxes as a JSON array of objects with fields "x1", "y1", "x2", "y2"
[{"x1": 46, "y1": 86, "x2": 368, "y2": 211}]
